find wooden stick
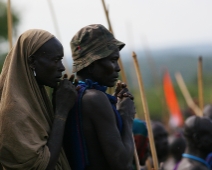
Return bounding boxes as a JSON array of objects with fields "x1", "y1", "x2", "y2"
[
  {"x1": 133, "y1": 135, "x2": 140, "y2": 170},
  {"x1": 7, "y1": 0, "x2": 13, "y2": 49},
  {"x1": 175, "y1": 72, "x2": 202, "y2": 116},
  {"x1": 101, "y1": 0, "x2": 127, "y2": 84},
  {"x1": 132, "y1": 51, "x2": 159, "y2": 170},
  {"x1": 145, "y1": 157, "x2": 152, "y2": 170},
  {"x1": 101, "y1": 0, "x2": 113, "y2": 33},
  {"x1": 101, "y1": 4, "x2": 139, "y2": 168},
  {"x1": 198, "y1": 56, "x2": 204, "y2": 111}
]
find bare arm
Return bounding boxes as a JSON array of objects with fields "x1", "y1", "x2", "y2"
[
  {"x1": 46, "y1": 77, "x2": 77, "y2": 170},
  {"x1": 82, "y1": 90, "x2": 135, "y2": 170}
]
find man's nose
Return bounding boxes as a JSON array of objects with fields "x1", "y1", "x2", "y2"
[
  {"x1": 116, "y1": 62, "x2": 121, "y2": 72},
  {"x1": 59, "y1": 62, "x2": 65, "y2": 72}
]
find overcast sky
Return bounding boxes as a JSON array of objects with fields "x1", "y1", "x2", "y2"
[{"x1": 5, "y1": 0, "x2": 212, "y2": 65}]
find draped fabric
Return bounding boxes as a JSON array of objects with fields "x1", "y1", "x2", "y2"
[
  {"x1": 64, "y1": 79, "x2": 122, "y2": 170},
  {"x1": 0, "y1": 29, "x2": 71, "y2": 170}
]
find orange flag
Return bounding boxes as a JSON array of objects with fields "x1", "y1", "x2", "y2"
[{"x1": 163, "y1": 70, "x2": 183, "y2": 127}]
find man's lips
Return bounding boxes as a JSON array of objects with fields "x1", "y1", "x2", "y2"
[
  {"x1": 56, "y1": 76, "x2": 62, "y2": 81},
  {"x1": 113, "y1": 77, "x2": 118, "y2": 81}
]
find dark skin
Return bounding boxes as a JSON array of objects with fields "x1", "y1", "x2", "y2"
[
  {"x1": 177, "y1": 116, "x2": 212, "y2": 170},
  {"x1": 29, "y1": 37, "x2": 77, "y2": 170},
  {"x1": 76, "y1": 49, "x2": 135, "y2": 170}
]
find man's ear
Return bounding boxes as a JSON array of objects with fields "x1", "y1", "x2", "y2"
[{"x1": 28, "y1": 55, "x2": 36, "y2": 70}]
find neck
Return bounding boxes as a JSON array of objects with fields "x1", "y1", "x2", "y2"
[
  {"x1": 77, "y1": 75, "x2": 94, "y2": 83},
  {"x1": 186, "y1": 147, "x2": 208, "y2": 159}
]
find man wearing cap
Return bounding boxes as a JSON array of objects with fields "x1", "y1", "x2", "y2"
[{"x1": 64, "y1": 24, "x2": 135, "y2": 170}]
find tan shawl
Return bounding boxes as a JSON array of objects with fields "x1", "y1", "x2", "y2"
[{"x1": 0, "y1": 29, "x2": 71, "y2": 170}]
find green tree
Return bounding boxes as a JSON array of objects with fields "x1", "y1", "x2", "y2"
[{"x1": 0, "y1": 0, "x2": 19, "y2": 71}]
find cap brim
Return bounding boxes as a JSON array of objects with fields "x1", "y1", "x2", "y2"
[{"x1": 113, "y1": 39, "x2": 125, "y2": 51}]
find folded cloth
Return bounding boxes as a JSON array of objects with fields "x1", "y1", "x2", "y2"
[{"x1": 0, "y1": 29, "x2": 71, "y2": 170}]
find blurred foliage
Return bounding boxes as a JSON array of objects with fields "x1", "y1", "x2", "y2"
[
  {"x1": 0, "y1": 0, "x2": 19, "y2": 41},
  {"x1": 0, "y1": 0, "x2": 19, "y2": 72},
  {"x1": 132, "y1": 75, "x2": 212, "y2": 123},
  {"x1": 122, "y1": 47, "x2": 212, "y2": 123}
]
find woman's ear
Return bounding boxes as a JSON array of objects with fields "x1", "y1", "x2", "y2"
[{"x1": 28, "y1": 55, "x2": 36, "y2": 70}]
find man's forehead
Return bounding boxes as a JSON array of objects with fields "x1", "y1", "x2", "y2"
[{"x1": 186, "y1": 116, "x2": 212, "y2": 134}]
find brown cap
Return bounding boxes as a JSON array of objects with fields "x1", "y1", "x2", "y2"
[{"x1": 70, "y1": 24, "x2": 125, "y2": 73}]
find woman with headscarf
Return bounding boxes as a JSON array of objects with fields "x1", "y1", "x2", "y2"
[{"x1": 0, "y1": 29, "x2": 77, "y2": 170}]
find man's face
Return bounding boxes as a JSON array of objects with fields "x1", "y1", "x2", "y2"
[
  {"x1": 34, "y1": 38, "x2": 65, "y2": 88},
  {"x1": 91, "y1": 49, "x2": 120, "y2": 87}
]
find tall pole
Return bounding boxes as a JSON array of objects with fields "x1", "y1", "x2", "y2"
[
  {"x1": 101, "y1": 0, "x2": 113, "y2": 34},
  {"x1": 101, "y1": 0, "x2": 127, "y2": 84},
  {"x1": 7, "y1": 0, "x2": 13, "y2": 49},
  {"x1": 132, "y1": 51, "x2": 159, "y2": 170},
  {"x1": 175, "y1": 72, "x2": 202, "y2": 117},
  {"x1": 198, "y1": 56, "x2": 204, "y2": 111}
]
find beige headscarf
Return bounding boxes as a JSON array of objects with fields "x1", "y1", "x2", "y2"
[{"x1": 0, "y1": 29, "x2": 71, "y2": 170}]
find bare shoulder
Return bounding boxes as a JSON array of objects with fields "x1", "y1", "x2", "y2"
[
  {"x1": 82, "y1": 89, "x2": 110, "y2": 106},
  {"x1": 82, "y1": 89, "x2": 115, "y2": 120}
]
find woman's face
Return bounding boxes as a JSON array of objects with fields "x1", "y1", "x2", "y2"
[
  {"x1": 91, "y1": 49, "x2": 120, "y2": 87},
  {"x1": 33, "y1": 37, "x2": 65, "y2": 88}
]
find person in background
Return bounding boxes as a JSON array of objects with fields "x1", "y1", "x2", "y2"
[
  {"x1": 132, "y1": 119, "x2": 149, "y2": 170},
  {"x1": 177, "y1": 116, "x2": 212, "y2": 170},
  {"x1": 203, "y1": 104, "x2": 212, "y2": 170},
  {"x1": 163, "y1": 132, "x2": 186, "y2": 170},
  {"x1": 152, "y1": 121, "x2": 169, "y2": 167}
]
